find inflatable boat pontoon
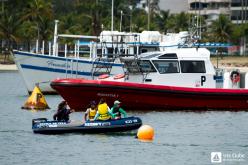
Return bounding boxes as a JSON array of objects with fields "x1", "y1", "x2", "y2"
[{"x1": 32, "y1": 117, "x2": 142, "y2": 134}]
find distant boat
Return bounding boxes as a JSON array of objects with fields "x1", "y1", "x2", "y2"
[
  {"x1": 13, "y1": 50, "x2": 124, "y2": 94},
  {"x1": 13, "y1": 28, "x2": 189, "y2": 93}
]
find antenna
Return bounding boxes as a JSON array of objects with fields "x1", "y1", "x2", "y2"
[
  {"x1": 111, "y1": 0, "x2": 114, "y2": 31},
  {"x1": 53, "y1": 20, "x2": 59, "y2": 56}
]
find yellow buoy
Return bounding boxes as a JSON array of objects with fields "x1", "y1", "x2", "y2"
[
  {"x1": 137, "y1": 125, "x2": 154, "y2": 141},
  {"x1": 22, "y1": 85, "x2": 50, "y2": 110}
]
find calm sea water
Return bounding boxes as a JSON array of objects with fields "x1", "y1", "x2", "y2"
[{"x1": 0, "y1": 71, "x2": 248, "y2": 165}]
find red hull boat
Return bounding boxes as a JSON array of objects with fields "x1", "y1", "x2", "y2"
[{"x1": 51, "y1": 78, "x2": 248, "y2": 111}]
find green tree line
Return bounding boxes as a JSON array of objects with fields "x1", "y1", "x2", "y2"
[{"x1": 0, "y1": 0, "x2": 248, "y2": 56}]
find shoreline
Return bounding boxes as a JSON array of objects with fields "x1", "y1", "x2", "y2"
[
  {"x1": 0, "y1": 64, "x2": 18, "y2": 71},
  {"x1": 217, "y1": 66, "x2": 248, "y2": 72}
]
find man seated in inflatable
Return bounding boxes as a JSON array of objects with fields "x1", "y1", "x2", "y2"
[
  {"x1": 84, "y1": 101, "x2": 97, "y2": 121},
  {"x1": 94, "y1": 98, "x2": 115, "y2": 121},
  {"x1": 110, "y1": 100, "x2": 127, "y2": 119}
]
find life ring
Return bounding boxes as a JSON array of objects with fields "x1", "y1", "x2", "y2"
[
  {"x1": 230, "y1": 71, "x2": 240, "y2": 83},
  {"x1": 98, "y1": 74, "x2": 110, "y2": 79},
  {"x1": 114, "y1": 74, "x2": 125, "y2": 80}
]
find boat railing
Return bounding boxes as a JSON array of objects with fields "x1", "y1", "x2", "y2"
[{"x1": 91, "y1": 55, "x2": 117, "y2": 79}]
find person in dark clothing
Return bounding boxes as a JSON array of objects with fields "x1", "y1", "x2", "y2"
[{"x1": 53, "y1": 101, "x2": 74, "y2": 122}]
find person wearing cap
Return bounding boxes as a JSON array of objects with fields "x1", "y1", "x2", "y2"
[
  {"x1": 110, "y1": 100, "x2": 127, "y2": 119},
  {"x1": 94, "y1": 98, "x2": 115, "y2": 121},
  {"x1": 84, "y1": 101, "x2": 97, "y2": 121}
]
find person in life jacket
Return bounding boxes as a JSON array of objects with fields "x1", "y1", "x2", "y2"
[
  {"x1": 84, "y1": 101, "x2": 97, "y2": 121},
  {"x1": 94, "y1": 98, "x2": 114, "y2": 121},
  {"x1": 110, "y1": 100, "x2": 127, "y2": 119}
]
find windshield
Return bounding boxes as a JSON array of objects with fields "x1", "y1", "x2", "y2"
[{"x1": 139, "y1": 60, "x2": 156, "y2": 73}]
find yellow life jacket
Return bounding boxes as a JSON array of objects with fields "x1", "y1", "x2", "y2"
[
  {"x1": 97, "y1": 103, "x2": 111, "y2": 120},
  {"x1": 89, "y1": 108, "x2": 96, "y2": 120}
]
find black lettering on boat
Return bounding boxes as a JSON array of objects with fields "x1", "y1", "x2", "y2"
[{"x1": 201, "y1": 76, "x2": 206, "y2": 86}]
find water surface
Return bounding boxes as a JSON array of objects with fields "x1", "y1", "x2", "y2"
[{"x1": 0, "y1": 71, "x2": 247, "y2": 165}]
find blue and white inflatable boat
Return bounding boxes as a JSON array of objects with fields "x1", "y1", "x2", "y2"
[{"x1": 32, "y1": 117, "x2": 142, "y2": 134}]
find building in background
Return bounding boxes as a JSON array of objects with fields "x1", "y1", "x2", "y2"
[
  {"x1": 188, "y1": 0, "x2": 248, "y2": 24},
  {"x1": 137, "y1": 0, "x2": 188, "y2": 14},
  {"x1": 188, "y1": 0, "x2": 230, "y2": 25},
  {"x1": 136, "y1": 0, "x2": 147, "y2": 11},
  {"x1": 136, "y1": 0, "x2": 160, "y2": 13},
  {"x1": 159, "y1": 0, "x2": 188, "y2": 13},
  {"x1": 231, "y1": 0, "x2": 248, "y2": 24},
  {"x1": 137, "y1": 0, "x2": 248, "y2": 24}
]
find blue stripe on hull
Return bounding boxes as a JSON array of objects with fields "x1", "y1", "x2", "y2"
[
  {"x1": 14, "y1": 51, "x2": 123, "y2": 67},
  {"x1": 20, "y1": 64, "x2": 93, "y2": 76}
]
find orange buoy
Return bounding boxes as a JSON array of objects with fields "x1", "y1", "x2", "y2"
[
  {"x1": 98, "y1": 74, "x2": 110, "y2": 80},
  {"x1": 137, "y1": 125, "x2": 154, "y2": 141}
]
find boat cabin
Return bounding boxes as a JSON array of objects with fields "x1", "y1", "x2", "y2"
[{"x1": 123, "y1": 48, "x2": 217, "y2": 88}]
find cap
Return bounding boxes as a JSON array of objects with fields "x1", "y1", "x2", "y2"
[{"x1": 114, "y1": 100, "x2": 121, "y2": 105}]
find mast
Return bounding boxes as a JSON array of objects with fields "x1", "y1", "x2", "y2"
[
  {"x1": 111, "y1": 0, "x2": 114, "y2": 31},
  {"x1": 53, "y1": 20, "x2": 59, "y2": 56},
  {"x1": 147, "y1": 0, "x2": 150, "y2": 30},
  {"x1": 120, "y1": 10, "x2": 123, "y2": 32}
]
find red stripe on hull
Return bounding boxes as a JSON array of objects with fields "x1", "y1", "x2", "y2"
[{"x1": 51, "y1": 79, "x2": 248, "y2": 111}]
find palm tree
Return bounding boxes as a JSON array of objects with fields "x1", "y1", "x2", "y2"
[
  {"x1": 166, "y1": 12, "x2": 190, "y2": 33},
  {"x1": 17, "y1": 21, "x2": 37, "y2": 51},
  {"x1": 210, "y1": 14, "x2": 233, "y2": 43},
  {"x1": 59, "y1": 14, "x2": 85, "y2": 34},
  {"x1": 210, "y1": 14, "x2": 233, "y2": 56},
  {"x1": 230, "y1": 23, "x2": 248, "y2": 55},
  {"x1": 23, "y1": 0, "x2": 52, "y2": 41},
  {"x1": 39, "y1": 16, "x2": 53, "y2": 41},
  {"x1": 154, "y1": 10, "x2": 170, "y2": 33},
  {"x1": 0, "y1": 10, "x2": 22, "y2": 48},
  {"x1": 132, "y1": 9, "x2": 147, "y2": 32},
  {"x1": 73, "y1": 0, "x2": 104, "y2": 36},
  {"x1": 0, "y1": 10, "x2": 23, "y2": 62}
]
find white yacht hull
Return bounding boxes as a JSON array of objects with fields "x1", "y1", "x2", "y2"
[{"x1": 13, "y1": 51, "x2": 124, "y2": 93}]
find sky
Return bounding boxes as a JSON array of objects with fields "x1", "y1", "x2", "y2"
[{"x1": 159, "y1": 0, "x2": 188, "y2": 13}]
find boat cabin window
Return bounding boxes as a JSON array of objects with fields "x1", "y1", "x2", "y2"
[
  {"x1": 152, "y1": 60, "x2": 179, "y2": 74},
  {"x1": 124, "y1": 60, "x2": 156, "y2": 73},
  {"x1": 180, "y1": 61, "x2": 206, "y2": 73},
  {"x1": 139, "y1": 60, "x2": 156, "y2": 72},
  {"x1": 124, "y1": 61, "x2": 141, "y2": 73},
  {"x1": 139, "y1": 47, "x2": 159, "y2": 54}
]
